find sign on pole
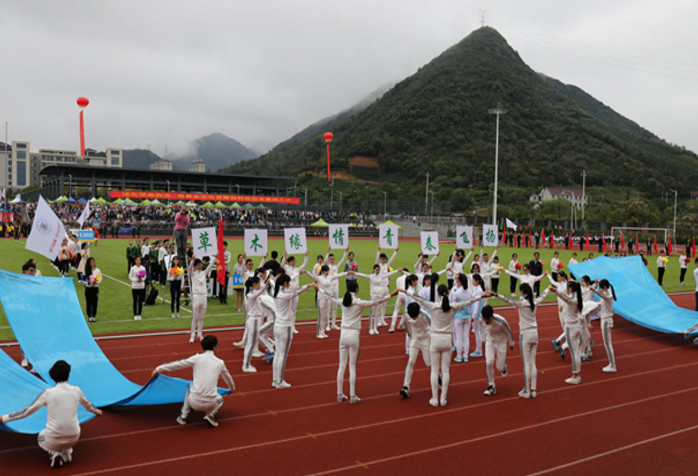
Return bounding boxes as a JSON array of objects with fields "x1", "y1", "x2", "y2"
[
  {"x1": 483, "y1": 224, "x2": 499, "y2": 247},
  {"x1": 456, "y1": 225, "x2": 474, "y2": 249},
  {"x1": 378, "y1": 224, "x2": 398, "y2": 249},
  {"x1": 284, "y1": 227, "x2": 307, "y2": 254},
  {"x1": 192, "y1": 227, "x2": 218, "y2": 259},
  {"x1": 328, "y1": 224, "x2": 349, "y2": 249},
  {"x1": 420, "y1": 231, "x2": 439, "y2": 254},
  {"x1": 244, "y1": 229, "x2": 267, "y2": 257}
]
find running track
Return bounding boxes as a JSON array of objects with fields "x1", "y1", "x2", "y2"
[{"x1": 1, "y1": 295, "x2": 696, "y2": 475}]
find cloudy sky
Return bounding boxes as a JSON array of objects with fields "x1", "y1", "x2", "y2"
[{"x1": 2, "y1": 0, "x2": 697, "y2": 158}]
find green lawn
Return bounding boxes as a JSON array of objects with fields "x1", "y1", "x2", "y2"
[{"x1": 0, "y1": 237, "x2": 689, "y2": 341}]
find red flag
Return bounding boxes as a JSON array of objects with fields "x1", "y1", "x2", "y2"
[
  {"x1": 514, "y1": 232, "x2": 517, "y2": 247},
  {"x1": 620, "y1": 232, "x2": 625, "y2": 250},
  {"x1": 602, "y1": 235, "x2": 607, "y2": 252},
  {"x1": 653, "y1": 236, "x2": 658, "y2": 254},
  {"x1": 502, "y1": 227, "x2": 506, "y2": 247},
  {"x1": 693, "y1": 237, "x2": 696, "y2": 258},
  {"x1": 216, "y1": 217, "x2": 226, "y2": 287},
  {"x1": 667, "y1": 236, "x2": 672, "y2": 255},
  {"x1": 585, "y1": 233, "x2": 590, "y2": 251},
  {"x1": 550, "y1": 232, "x2": 554, "y2": 248},
  {"x1": 540, "y1": 229, "x2": 545, "y2": 248},
  {"x1": 568, "y1": 233, "x2": 573, "y2": 249}
]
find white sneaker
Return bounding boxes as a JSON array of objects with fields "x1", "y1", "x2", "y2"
[
  {"x1": 276, "y1": 380, "x2": 291, "y2": 389},
  {"x1": 518, "y1": 388, "x2": 531, "y2": 399},
  {"x1": 429, "y1": 398, "x2": 439, "y2": 407},
  {"x1": 61, "y1": 449, "x2": 73, "y2": 463},
  {"x1": 350, "y1": 395, "x2": 361, "y2": 404},
  {"x1": 440, "y1": 399, "x2": 447, "y2": 407},
  {"x1": 293, "y1": 328, "x2": 299, "y2": 335},
  {"x1": 320, "y1": 333, "x2": 329, "y2": 339},
  {"x1": 176, "y1": 312, "x2": 180, "y2": 318},
  {"x1": 242, "y1": 365, "x2": 257, "y2": 373},
  {"x1": 602, "y1": 365, "x2": 617, "y2": 373},
  {"x1": 565, "y1": 375, "x2": 582, "y2": 385},
  {"x1": 337, "y1": 393, "x2": 348, "y2": 403},
  {"x1": 332, "y1": 324, "x2": 341, "y2": 330},
  {"x1": 252, "y1": 349, "x2": 264, "y2": 358},
  {"x1": 171, "y1": 313, "x2": 176, "y2": 318},
  {"x1": 325, "y1": 326, "x2": 331, "y2": 332},
  {"x1": 530, "y1": 390, "x2": 538, "y2": 399},
  {"x1": 20, "y1": 355, "x2": 28, "y2": 368},
  {"x1": 189, "y1": 337, "x2": 195, "y2": 344},
  {"x1": 134, "y1": 315, "x2": 139, "y2": 321},
  {"x1": 233, "y1": 341, "x2": 245, "y2": 348}
]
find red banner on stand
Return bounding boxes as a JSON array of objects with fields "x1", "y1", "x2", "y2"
[{"x1": 109, "y1": 190, "x2": 300, "y2": 205}]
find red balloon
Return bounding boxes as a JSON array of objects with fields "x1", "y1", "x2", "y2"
[
  {"x1": 77, "y1": 97, "x2": 90, "y2": 108},
  {"x1": 323, "y1": 132, "x2": 333, "y2": 142}
]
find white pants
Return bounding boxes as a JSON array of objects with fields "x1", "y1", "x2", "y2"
[
  {"x1": 485, "y1": 337, "x2": 508, "y2": 386},
  {"x1": 317, "y1": 296, "x2": 331, "y2": 335},
  {"x1": 565, "y1": 325, "x2": 583, "y2": 374},
  {"x1": 243, "y1": 317, "x2": 273, "y2": 366},
  {"x1": 470, "y1": 317, "x2": 482, "y2": 353},
  {"x1": 190, "y1": 294, "x2": 207, "y2": 339},
  {"x1": 430, "y1": 333, "x2": 452, "y2": 403},
  {"x1": 273, "y1": 325, "x2": 294, "y2": 383},
  {"x1": 337, "y1": 329, "x2": 360, "y2": 397},
  {"x1": 519, "y1": 330, "x2": 538, "y2": 392},
  {"x1": 180, "y1": 385, "x2": 223, "y2": 419},
  {"x1": 403, "y1": 336, "x2": 430, "y2": 388},
  {"x1": 38, "y1": 429, "x2": 78, "y2": 455},
  {"x1": 330, "y1": 285, "x2": 340, "y2": 326},
  {"x1": 370, "y1": 292, "x2": 388, "y2": 331},
  {"x1": 453, "y1": 319, "x2": 471, "y2": 358},
  {"x1": 390, "y1": 293, "x2": 406, "y2": 329},
  {"x1": 601, "y1": 318, "x2": 616, "y2": 368}
]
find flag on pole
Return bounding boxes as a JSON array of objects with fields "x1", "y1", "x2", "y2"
[
  {"x1": 620, "y1": 232, "x2": 625, "y2": 250},
  {"x1": 550, "y1": 232, "x2": 554, "y2": 248},
  {"x1": 77, "y1": 200, "x2": 91, "y2": 227},
  {"x1": 653, "y1": 236, "x2": 658, "y2": 254},
  {"x1": 540, "y1": 229, "x2": 545, "y2": 248},
  {"x1": 216, "y1": 217, "x2": 225, "y2": 287},
  {"x1": 568, "y1": 233, "x2": 573, "y2": 249},
  {"x1": 693, "y1": 237, "x2": 696, "y2": 258},
  {"x1": 585, "y1": 233, "x2": 590, "y2": 251},
  {"x1": 501, "y1": 227, "x2": 506, "y2": 247},
  {"x1": 602, "y1": 235, "x2": 607, "y2": 252},
  {"x1": 505, "y1": 218, "x2": 517, "y2": 230},
  {"x1": 667, "y1": 236, "x2": 673, "y2": 255},
  {"x1": 25, "y1": 196, "x2": 66, "y2": 261}
]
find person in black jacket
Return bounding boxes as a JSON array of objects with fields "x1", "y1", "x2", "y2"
[{"x1": 528, "y1": 252, "x2": 543, "y2": 297}]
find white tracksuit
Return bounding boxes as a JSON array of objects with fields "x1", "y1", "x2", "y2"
[
  {"x1": 271, "y1": 285, "x2": 312, "y2": 385},
  {"x1": 482, "y1": 313, "x2": 515, "y2": 388},
  {"x1": 403, "y1": 309, "x2": 432, "y2": 389},
  {"x1": 356, "y1": 269, "x2": 401, "y2": 332},
  {"x1": 189, "y1": 264, "x2": 213, "y2": 340},
  {"x1": 326, "y1": 250, "x2": 348, "y2": 326},
  {"x1": 307, "y1": 272, "x2": 348, "y2": 335}
]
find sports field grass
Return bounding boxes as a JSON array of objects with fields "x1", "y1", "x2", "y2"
[{"x1": 0, "y1": 236, "x2": 689, "y2": 341}]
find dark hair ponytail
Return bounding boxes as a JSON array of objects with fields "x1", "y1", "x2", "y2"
[
  {"x1": 520, "y1": 283, "x2": 535, "y2": 311},
  {"x1": 438, "y1": 284, "x2": 451, "y2": 312},
  {"x1": 343, "y1": 279, "x2": 358, "y2": 307},
  {"x1": 472, "y1": 273, "x2": 485, "y2": 292},
  {"x1": 274, "y1": 275, "x2": 291, "y2": 298},
  {"x1": 429, "y1": 273, "x2": 440, "y2": 302},
  {"x1": 245, "y1": 276, "x2": 260, "y2": 295},
  {"x1": 599, "y1": 279, "x2": 617, "y2": 300},
  {"x1": 568, "y1": 281, "x2": 583, "y2": 312},
  {"x1": 456, "y1": 273, "x2": 468, "y2": 289}
]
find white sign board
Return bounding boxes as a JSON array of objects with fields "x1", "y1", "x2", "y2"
[
  {"x1": 456, "y1": 225, "x2": 474, "y2": 249},
  {"x1": 244, "y1": 229, "x2": 268, "y2": 257},
  {"x1": 192, "y1": 227, "x2": 217, "y2": 259},
  {"x1": 420, "y1": 231, "x2": 439, "y2": 255},
  {"x1": 378, "y1": 224, "x2": 398, "y2": 249},
  {"x1": 483, "y1": 224, "x2": 499, "y2": 247},
  {"x1": 284, "y1": 227, "x2": 307, "y2": 254},
  {"x1": 328, "y1": 224, "x2": 349, "y2": 249}
]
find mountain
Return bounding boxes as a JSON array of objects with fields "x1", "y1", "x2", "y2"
[
  {"x1": 220, "y1": 27, "x2": 698, "y2": 212},
  {"x1": 123, "y1": 133, "x2": 258, "y2": 171}
]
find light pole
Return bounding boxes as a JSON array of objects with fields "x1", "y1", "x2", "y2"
[
  {"x1": 338, "y1": 191, "x2": 343, "y2": 216},
  {"x1": 488, "y1": 103, "x2": 506, "y2": 226},
  {"x1": 69, "y1": 174, "x2": 72, "y2": 198},
  {"x1": 234, "y1": 183, "x2": 240, "y2": 195},
  {"x1": 670, "y1": 189, "x2": 678, "y2": 237},
  {"x1": 381, "y1": 191, "x2": 387, "y2": 217},
  {"x1": 301, "y1": 187, "x2": 308, "y2": 207},
  {"x1": 430, "y1": 190, "x2": 435, "y2": 223}
]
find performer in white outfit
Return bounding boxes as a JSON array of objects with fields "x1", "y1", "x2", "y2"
[
  {"x1": 410, "y1": 285, "x2": 487, "y2": 407},
  {"x1": 188, "y1": 258, "x2": 215, "y2": 343},
  {"x1": 479, "y1": 305, "x2": 515, "y2": 397},
  {"x1": 355, "y1": 265, "x2": 402, "y2": 334},
  {"x1": 269, "y1": 276, "x2": 316, "y2": 388},
  {"x1": 450, "y1": 273, "x2": 474, "y2": 362},
  {"x1": 494, "y1": 283, "x2": 549, "y2": 398},
  {"x1": 281, "y1": 251, "x2": 308, "y2": 333},
  {"x1": 549, "y1": 281, "x2": 588, "y2": 385},
  {"x1": 389, "y1": 270, "x2": 413, "y2": 333},
  {"x1": 589, "y1": 279, "x2": 618, "y2": 373},
  {"x1": 1, "y1": 360, "x2": 102, "y2": 468},
  {"x1": 233, "y1": 255, "x2": 266, "y2": 349},
  {"x1": 153, "y1": 335, "x2": 235, "y2": 428},
  {"x1": 242, "y1": 276, "x2": 274, "y2": 373},
  {"x1": 304, "y1": 267, "x2": 348, "y2": 338},
  {"x1": 324, "y1": 281, "x2": 399, "y2": 404},
  {"x1": 400, "y1": 302, "x2": 432, "y2": 398},
  {"x1": 325, "y1": 248, "x2": 348, "y2": 330}
]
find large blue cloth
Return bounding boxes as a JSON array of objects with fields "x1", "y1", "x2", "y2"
[
  {"x1": 0, "y1": 270, "x2": 229, "y2": 434},
  {"x1": 568, "y1": 256, "x2": 698, "y2": 337}
]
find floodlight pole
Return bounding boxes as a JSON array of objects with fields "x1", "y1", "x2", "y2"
[
  {"x1": 670, "y1": 189, "x2": 677, "y2": 236},
  {"x1": 489, "y1": 104, "x2": 506, "y2": 226}
]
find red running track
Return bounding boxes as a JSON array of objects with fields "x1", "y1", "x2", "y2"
[{"x1": 1, "y1": 295, "x2": 696, "y2": 475}]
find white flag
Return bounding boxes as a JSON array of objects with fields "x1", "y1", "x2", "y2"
[
  {"x1": 505, "y1": 218, "x2": 517, "y2": 230},
  {"x1": 284, "y1": 227, "x2": 307, "y2": 254},
  {"x1": 26, "y1": 196, "x2": 66, "y2": 260},
  {"x1": 483, "y1": 224, "x2": 499, "y2": 247},
  {"x1": 244, "y1": 229, "x2": 267, "y2": 257},
  {"x1": 191, "y1": 227, "x2": 218, "y2": 259},
  {"x1": 328, "y1": 224, "x2": 349, "y2": 249},
  {"x1": 420, "y1": 231, "x2": 439, "y2": 255},
  {"x1": 456, "y1": 225, "x2": 474, "y2": 249},
  {"x1": 0, "y1": 188, "x2": 5, "y2": 201},
  {"x1": 378, "y1": 224, "x2": 398, "y2": 249},
  {"x1": 77, "y1": 201, "x2": 91, "y2": 227}
]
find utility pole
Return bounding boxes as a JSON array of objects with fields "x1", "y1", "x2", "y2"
[
  {"x1": 670, "y1": 189, "x2": 678, "y2": 236},
  {"x1": 430, "y1": 190, "x2": 435, "y2": 223},
  {"x1": 488, "y1": 104, "x2": 506, "y2": 226},
  {"x1": 301, "y1": 187, "x2": 307, "y2": 207},
  {"x1": 425, "y1": 172, "x2": 429, "y2": 214},
  {"x1": 338, "y1": 191, "x2": 343, "y2": 216},
  {"x1": 581, "y1": 169, "x2": 587, "y2": 223}
]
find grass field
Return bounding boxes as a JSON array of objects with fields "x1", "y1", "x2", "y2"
[{"x1": 0, "y1": 236, "x2": 690, "y2": 341}]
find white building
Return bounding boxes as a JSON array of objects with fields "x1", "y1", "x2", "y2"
[
  {"x1": 150, "y1": 159, "x2": 174, "y2": 171},
  {"x1": 0, "y1": 141, "x2": 122, "y2": 190},
  {"x1": 530, "y1": 187, "x2": 588, "y2": 208},
  {"x1": 189, "y1": 159, "x2": 206, "y2": 173}
]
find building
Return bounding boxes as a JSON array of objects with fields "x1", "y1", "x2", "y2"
[
  {"x1": 0, "y1": 141, "x2": 122, "y2": 190},
  {"x1": 529, "y1": 187, "x2": 588, "y2": 208},
  {"x1": 149, "y1": 159, "x2": 174, "y2": 171},
  {"x1": 189, "y1": 160, "x2": 206, "y2": 173}
]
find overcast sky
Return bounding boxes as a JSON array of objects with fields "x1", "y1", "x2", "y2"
[{"x1": 2, "y1": 0, "x2": 697, "y2": 158}]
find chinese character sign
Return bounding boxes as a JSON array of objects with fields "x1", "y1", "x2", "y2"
[
  {"x1": 244, "y1": 229, "x2": 268, "y2": 256},
  {"x1": 284, "y1": 227, "x2": 307, "y2": 254},
  {"x1": 192, "y1": 227, "x2": 218, "y2": 259},
  {"x1": 456, "y1": 226, "x2": 474, "y2": 250},
  {"x1": 483, "y1": 224, "x2": 499, "y2": 247},
  {"x1": 420, "y1": 231, "x2": 439, "y2": 254},
  {"x1": 378, "y1": 224, "x2": 398, "y2": 249},
  {"x1": 328, "y1": 224, "x2": 349, "y2": 249}
]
